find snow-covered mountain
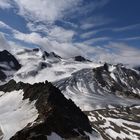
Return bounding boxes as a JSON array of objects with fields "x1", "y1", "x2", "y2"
[
  {"x1": 0, "y1": 47, "x2": 140, "y2": 140},
  {"x1": 10, "y1": 47, "x2": 101, "y2": 83},
  {"x1": 55, "y1": 63, "x2": 140, "y2": 110}
]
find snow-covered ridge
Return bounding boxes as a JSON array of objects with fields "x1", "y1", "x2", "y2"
[
  {"x1": 11, "y1": 47, "x2": 102, "y2": 84},
  {"x1": 0, "y1": 80, "x2": 93, "y2": 140},
  {"x1": 55, "y1": 63, "x2": 140, "y2": 110}
]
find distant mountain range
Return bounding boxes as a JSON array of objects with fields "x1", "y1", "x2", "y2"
[{"x1": 0, "y1": 47, "x2": 140, "y2": 140}]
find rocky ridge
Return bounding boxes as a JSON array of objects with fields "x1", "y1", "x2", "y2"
[{"x1": 0, "y1": 80, "x2": 93, "y2": 140}]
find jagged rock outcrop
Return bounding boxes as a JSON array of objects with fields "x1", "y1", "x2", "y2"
[
  {"x1": 42, "y1": 51, "x2": 61, "y2": 60},
  {"x1": 0, "y1": 50, "x2": 21, "y2": 70},
  {"x1": 93, "y1": 63, "x2": 140, "y2": 98},
  {"x1": 0, "y1": 80, "x2": 92, "y2": 140},
  {"x1": 74, "y1": 56, "x2": 91, "y2": 62},
  {"x1": 0, "y1": 50, "x2": 21, "y2": 81}
]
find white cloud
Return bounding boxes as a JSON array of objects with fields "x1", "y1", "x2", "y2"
[
  {"x1": 2, "y1": 25, "x2": 140, "y2": 66},
  {"x1": 104, "y1": 42, "x2": 140, "y2": 66},
  {"x1": 47, "y1": 26, "x2": 75, "y2": 42},
  {"x1": 26, "y1": 22, "x2": 49, "y2": 32},
  {"x1": 0, "y1": 20, "x2": 79, "y2": 57},
  {"x1": 0, "y1": 32, "x2": 10, "y2": 51},
  {"x1": 13, "y1": 30, "x2": 80, "y2": 57},
  {"x1": 0, "y1": 0, "x2": 12, "y2": 9},
  {"x1": 75, "y1": 42, "x2": 140, "y2": 66},
  {"x1": 14, "y1": 0, "x2": 82, "y2": 23},
  {"x1": 14, "y1": 25, "x2": 75, "y2": 43},
  {"x1": 0, "y1": 0, "x2": 139, "y2": 66},
  {"x1": 12, "y1": 29, "x2": 140, "y2": 66},
  {"x1": 14, "y1": 31, "x2": 42, "y2": 44}
]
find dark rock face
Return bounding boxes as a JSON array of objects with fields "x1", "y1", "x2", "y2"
[
  {"x1": 0, "y1": 50, "x2": 21, "y2": 70},
  {"x1": 0, "y1": 80, "x2": 92, "y2": 140},
  {"x1": 49, "y1": 52, "x2": 61, "y2": 59},
  {"x1": 33, "y1": 48, "x2": 40, "y2": 52},
  {"x1": 42, "y1": 51, "x2": 50, "y2": 59},
  {"x1": 74, "y1": 56, "x2": 91, "y2": 62},
  {"x1": 0, "y1": 50, "x2": 21, "y2": 81},
  {"x1": 134, "y1": 66, "x2": 140, "y2": 71},
  {"x1": 0, "y1": 70, "x2": 6, "y2": 81},
  {"x1": 93, "y1": 63, "x2": 140, "y2": 98},
  {"x1": 42, "y1": 51, "x2": 61, "y2": 60}
]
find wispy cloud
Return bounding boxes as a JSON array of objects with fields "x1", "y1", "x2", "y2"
[
  {"x1": 80, "y1": 27, "x2": 111, "y2": 39},
  {"x1": 0, "y1": 21, "x2": 13, "y2": 30},
  {"x1": 80, "y1": 15, "x2": 112, "y2": 30},
  {"x1": 113, "y1": 23, "x2": 140, "y2": 32},
  {"x1": 77, "y1": 0, "x2": 110, "y2": 16},
  {"x1": 121, "y1": 36, "x2": 140, "y2": 41},
  {"x1": 80, "y1": 30, "x2": 97, "y2": 39},
  {"x1": 83, "y1": 37, "x2": 111, "y2": 45}
]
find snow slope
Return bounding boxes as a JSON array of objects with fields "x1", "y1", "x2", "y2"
[
  {"x1": 86, "y1": 105, "x2": 140, "y2": 140},
  {"x1": 0, "y1": 90, "x2": 38, "y2": 140}
]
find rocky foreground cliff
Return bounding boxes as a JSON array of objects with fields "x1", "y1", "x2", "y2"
[{"x1": 0, "y1": 80, "x2": 94, "y2": 140}]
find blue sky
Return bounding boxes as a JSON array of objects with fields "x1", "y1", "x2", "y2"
[{"x1": 0, "y1": 0, "x2": 140, "y2": 65}]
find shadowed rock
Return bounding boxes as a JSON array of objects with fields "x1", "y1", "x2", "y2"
[
  {"x1": 0, "y1": 50, "x2": 21, "y2": 81},
  {"x1": 74, "y1": 56, "x2": 91, "y2": 62}
]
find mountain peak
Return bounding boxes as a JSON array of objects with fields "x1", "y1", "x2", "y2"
[{"x1": 74, "y1": 56, "x2": 91, "y2": 62}]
